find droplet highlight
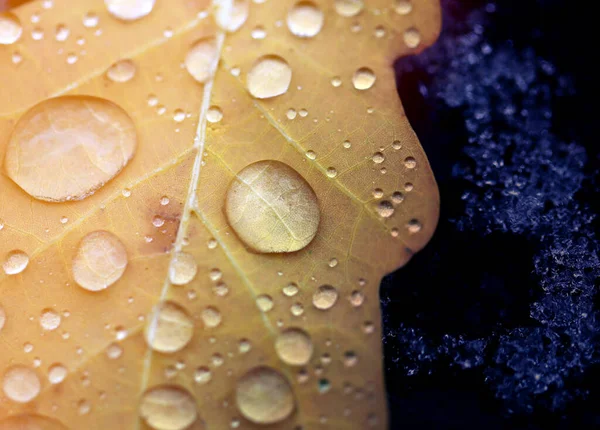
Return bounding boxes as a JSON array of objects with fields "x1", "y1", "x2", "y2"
[
  {"x1": 0, "y1": 12, "x2": 22, "y2": 45},
  {"x1": 107, "y1": 59, "x2": 136, "y2": 82},
  {"x1": 144, "y1": 301, "x2": 194, "y2": 353},
  {"x1": 3, "y1": 250, "x2": 29, "y2": 275},
  {"x1": 287, "y1": 1, "x2": 324, "y2": 38},
  {"x1": 185, "y1": 38, "x2": 218, "y2": 83},
  {"x1": 352, "y1": 67, "x2": 376, "y2": 90},
  {"x1": 275, "y1": 328, "x2": 313, "y2": 366},
  {"x1": 104, "y1": 0, "x2": 156, "y2": 21},
  {"x1": 2, "y1": 366, "x2": 40, "y2": 403},
  {"x1": 247, "y1": 55, "x2": 292, "y2": 99},
  {"x1": 140, "y1": 385, "x2": 198, "y2": 430},
  {"x1": 169, "y1": 252, "x2": 197, "y2": 286}
]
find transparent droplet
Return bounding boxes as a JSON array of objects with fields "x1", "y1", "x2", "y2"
[
  {"x1": 374, "y1": 25, "x2": 386, "y2": 38},
  {"x1": 83, "y1": 12, "x2": 99, "y2": 28},
  {"x1": 394, "y1": 0, "x2": 413, "y2": 15},
  {"x1": 334, "y1": 0, "x2": 364, "y2": 17},
  {"x1": 225, "y1": 161, "x2": 320, "y2": 253},
  {"x1": 312, "y1": 285, "x2": 338, "y2": 310},
  {"x1": 286, "y1": 108, "x2": 297, "y2": 120},
  {"x1": 326, "y1": 167, "x2": 337, "y2": 178},
  {"x1": 256, "y1": 295, "x2": 274, "y2": 312},
  {"x1": 169, "y1": 252, "x2": 198, "y2": 286},
  {"x1": 403, "y1": 27, "x2": 421, "y2": 48},
  {"x1": 160, "y1": 196, "x2": 170, "y2": 206},
  {"x1": 236, "y1": 367, "x2": 295, "y2": 424},
  {"x1": 40, "y1": 309, "x2": 61, "y2": 331},
  {"x1": 185, "y1": 37, "x2": 218, "y2": 83},
  {"x1": 275, "y1": 328, "x2": 313, "y2": 366},
  {"x1": 352, "y1": 67, "x2": 376, "y2": 90},
  {"x1": 247, "y1": 55, "x2": 292, "y2": 99},
  {"x1": 283, "y1": 283, "x2": 299, "y2": 297},
  {"x1": 48, "y1": 363, "x2": 67, "y2": 384},
  {"x1": 299, "y1": 108, "x2": 308, "y2": 117},
  {"x1": 331, "y1": 76, "x2": 342, "y2": 87},
  {"x1": 194, "y1": 367, "x2": 211, "y2": 384},
  {"x1": 211, "y1": 353, "x2": 224, "y2": 367},
  {"x1": 105, "y1": 0, "x2": 156, "y2": 21},
  {"x1": 78, "y1": 399, "x2": 91, "y2": 415},
  {"x1": 392, "y1": 140, "x2": 402, "y2": 150},
  {"x1": 139, "y1": 385, "x2": 198, "y2": 430},
  {"x1": 391, "y1": 191, "x2": 404, "y2": 204},
  {"x1": 404, "y1": 156, "x2": 417, "y2": 168},
  {"x1": 373, "y1": 188, "x2": 384, "y2": 199},
  {"x1": 0, "y1": 12, "x2": 23, "y2": 45},
  {"x1": 207, "y1": 106, "x2": 223, "y2": 123},
  {"x1": 290, "y1": 303, "x2": 304, "y2": 316},
  {"x1": 201, "y1": 307, "x2": 222, "y2": 328},
  {"x1": 3, "y1": 250, "x2": 29, "y2": 275},
  {"x1": 0, "y1": 306, "x2": 5, "y2": 333},
  {"x1": 407, "y1": 219, "x2": 422, "y2": 233},
  {"x1": 66, "y1": 52, "x2": 78, "y2": 64},
  {"x1": 287, "y1": 1, "x2": 324, "y2": 38},
  {"x1": 11, "y1": 52, "x2": 22, "y2": 64},
  {"x1": 305, "y1": 150, "x2": 316, "y2": 160},
  {"x1": 2, "y1": 366, "x2": 40, "y2": 403},
  {"x1": 107, "y1": 59, "x2": 136, "y2": 83},
  {"x1": 31, "y1": 27, "x2": 44, "y2": 40},
  {"x1": 372, "y1": 152, "x2": 385, "y2": 164},
  {"x1": 173, "y1": 110, "x2": 185, "y2": 123},
  {"x1": 72, "y1": 231, "x2": 128, "y2": 292},
  {"x1": 349, "y1": 290, "x2": 365, "y2": 307},
  {"x1": 239, "y1": 339, "x2": 252, "y2": 354},
  {"x1": 376, "y1": 200, "x2": 394, "y2": 218},
  {"x1": 216, "y1": 0, "x2": 249, "y2": 32},
  {"x1": 106, "y1": 343, "x2": 123, "y2": 359},
  {"x1": 251, "y1": 25, "x2": 266, "y2": 39},
  {"x1": 343, "y1": 140, "x2": 351, "y2": 149},
  {"x1": 328, "y1": 258, "x2": 338, "y2": 268},
  {"x1": 144, "y1": 301, "x2": 194, "y2": 353}
]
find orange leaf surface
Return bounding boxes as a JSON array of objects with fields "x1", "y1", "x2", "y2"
[{"x1": 0, "y1": 0, "x2": 441, "y2": 428}]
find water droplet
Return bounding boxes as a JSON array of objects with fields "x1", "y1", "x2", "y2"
[
  {"x1": 407, "y1": 219, "x2": 422, "y2": 233},
  {"x1": 0, "y1": 12, "x2": 23, "y2": 45},
  {"x1": 312, "y1": 285, "x2": 338, "y2": 310},
  {"x1": 160, "y1": 196, "x2": 170, "y2": 206},
  {"x1": 404, "y1": 156, "x2": 417, "y2": 168},
  {"x1": 236, "y1": 367, "x2": 295, "y2": 424},
  {"x1": 211, "y1": 353, "x2": 224, "y2": 367},
  {"x1": 344, "y1": 351, "x2": 358, "y2": 367},
  {"x1": 349, "y1": 290, "x2": 364, "y2": 307},
  {"x1": 334, "y1": 0, "x2": 363, "y2": 17},
  {"x1": 78, "y1": 399, "x2": 91, "y2": 415},
  {"x1": 83, "y1": 12, "x2": 99, "y2": 28},
  {"x1": 66, "y1": 52, "x2": 78, "y2": 64},
  {"x1": 11, "y1": 52, "x2": 22, "y2": 64},
  {"x1": 40, "y1": 309, "x2": 61, "y2": 331},
  {"x1": 169, "y1": 252, "x2": 197, "y2": 286},
  {"x1": 185, "y1": 37, "x2": 218, "y2": 83},
  {"x1": 105, "y1": 0, "x2": 156, "y2": 21},
  {"x1": 286, "y1": 108, "x2": 297, "y2": 120},
  {"x1": 207, "y1": 106, "x2": 223, "y2": 123},
  {"x1": 3, "y1": 250, "x2": 29, "y2": 275},
  {"x1": 372, "y1": 188, "x2": 383, "y2": 199},
  {"x1": 140, "y1": 385, "x2": 197, "y2": 430},
  {"x1": 201, "y1": 307, "x2": 222, "y2": 328},
  {"x1": 305, "y1": 150, "x2": 316, "y2": 160},
  {"x1": 145, "y1": 301, "x2": 194, "y2": 353},
  {"x1": 403, "y1": 27, "x2": 421, "y2": 48},
  {"x1": 394, "y1": 0, "x2": 413, "y2": 15},
  {"x1": 326, "y1": 167, "x2": 337, "y2": 178},
  {"x1": 290, "y1": 303, "x2": 304, "y2": 316},
  {"x1": 48, "y1": 363, "x2": 67, "y2": 384},
  {"x1": 372, "y1": 152, "x2": 385, "y2": 163},
  {"x1": 239, "y1": 339, "x2": 252, "y2": 353},
  {"x1": 374, "y1": 25, "x2": 386, "y2": 38},
  {"x1": 343, "y1": 140, "x2": 351, "y2": 149},
  {"x1": 391, "y1": 191, "x2": 404, "y2": 204},
  {"x1": 251, "y1": 25, "x2": 266, "y2": 39},
  {"x1": 107, "y1": 59, "x2": 136, "y2": 82},
  {"x1": 328, "y1": 258, "x2": 338, "y2": 268},
  {"x1": 217, "y1": 0, "x2": 249, "y2": 32},
  {"x1": 225, "y1": 160, "x2": 320, "y2": 253},
  {"x1": 5, "y1": 96, "x2": 137, "y2": 202},
  {"x1": 256, "y1": 295, "x2": 274, "y2": 312},
  {"x1": 173, "y1": 109, "x2": 185, "y2": 123},
  {"x1": 392, "y1": 140, "x2": 402, "y2": 150},
  {"x1": 287, "y1": 1, "x2": 324, "y2": 38},
  {"x1": 352, "y1": 67, "x2": 376, "y2": 90},
  {"x1": 376, "y1": 200, "x2": 394, "y2": 218},
  {"x1": 213, "y1": 282, "x2": 229, "y2": 296},
  {"x1": 299, "y1": 108, "x2": 308, "y2": 117},
  {"x1": 31, "y1": 27, "x2": 44, "y2": 40},
  {"x1": 106, "y1": 343, "x2": 123, "y2": 359},
  {"x1": 194, "y1": 367, "x2": 211, "y2": 384},
  {"x1": 331, "y1": 76, "x2": 342, "y2": 87},
  {"x1": 283, "y1": 283, "x2": 299, "y2": 297},
  {"x1": 275, "y1": 328, "x2": 313, "y2": 366},
  {"x1": 72, "y1": 231, "x2": 128, "y2": 292},
  {"x1": 318, "y1": 378, "x2": 331, "y2": 393},
  {"x1": 405, "y1": 182, "x2": 414, "y2": 192},
  {"x1": 2, "y1": 366, "x2": 40, "y2": 403},
  {"x1": 247, "y1": 55, "x2": 292, "y2": 99}
]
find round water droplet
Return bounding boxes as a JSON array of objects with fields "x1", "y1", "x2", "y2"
[
  {"x1": 334, "y1": 0, "x2": 363, "y2": 17},
  {"x1": 106, "y1": 343, "x2": 123, "y2": 359},
  {"x1": 217, "y1": 0, "x2": 249, "y2": 32},
  {"x1": 83, "y1": 12, "x2": 99, "y2": 28},
  {"x1": 194, "y1": 367, "x2": 211, "y2": 384},
  {"x1": 72, "y1": 231, "x2": 128, "y2": 292},
  {"x1": 290, "y1": 303, "x2": 304, "y2": 316},
  {"x1": 140, "y1": 385, "x2": 197, "y2": 430},
  {"x1": 283, "y1": 283, "x2": 299, "y2": 297},
  {"x1": 352, "y1": 67, "x2": 376, "y2": 90},
  {"x1": 169, "y1": 252, "x2": 197, "y2": 286},
  {"x1": 251, "y1": 26, "x2": 266, "y2": 39},
  {"x1": 144, "y1": 301, "x2": 194, "y2": 353},
  {"x1": 0, "y1": 12, "x2": 22, "y2": 45},
  {"x1": 48, "y1": 363, "x2": 67, "y2": 384},
  {"x1": 5, "y1": 96, "x2": 136, "y2": 202},
  {"x1": 391, "y1": 191, "x2": 404, "y2": 204},
  {"x1": 286, "y1": 108, "x2": 297, "y2": 120},
  {"x1": 107, "y1": 59, "x2": 136, "y2": 82},
  {"x1": 376, "y1": 200, "x2": 394, "y2": 218},
  {"x1": 404, "y1": 27, "x2": 421, "y2": 48},
  {"x1": 287, "y1": 1, "x2": 324, "y2": 38},
  {"x1": 225, "y1": 160, "x2": 320, "y2": 253},
  {"x1": 3, "y1": 250, "x2": 29, "y2": 275},
  {"x1": 201, "y1": 307, "x2": 222, "y2": 328},
  {"x1": 331, "y1": 76, "x2": 342, "y2": 87},
  {"x1": 247, "y1": 55, "x2": 292, "y2": 99},
  {"x1": 394, "y1": 0, "x2": 413, "y2": 14},
  {"x1": 185, "y1": 38, "x2": 217, "y2": 83},
  {"x1": 40, "y1": 309, "x2": 61, "y2": 331},
  {"x1": 104, "y1": 0, "x2": 156, "y2": 21},
  {"x1": 173, "y1": 110, "x2": 185, "y2": 123},
  {"x1": 275, "y1": 328, "x2": 313, "y2": 366},
  {"x1": 326, "y1": 167, "x2": 337, "y2": 178},
  {"x1": 256, "y1": 295, "x2": 274, "y2": 312},
  {"x1": 2, "y1": 366, "x2": 40, "y2": 403},
  {"x1": 312, "y1": 285, "x2": 338, "y2": 310},
  {"x1": 55, "y1": 23, "x2": 70, "y2": 41},
  {"x1": 372, "y1": 152, "x2": 385, "y2": 164},
  {"x1": 404, "y1": 156, "x2": 417, "y2": 168},
  {"x1": 349, "y1": 290, "x2": 364, "y2": 307},
  {"x1": 407, "y1": 219, "x2": 422, "y2": 233},
  {"x1": 206, "y1": 106, "x2": 223, "y2": 123},
  {"x1": 236, "y1": 367, "x2": 295, "y2": 424},
  {"x1": 239, "y1": 339, "x2": 252, "y2": 354}
]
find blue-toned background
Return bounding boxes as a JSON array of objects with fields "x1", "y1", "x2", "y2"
[{"x1": 383, "y1": 0, "x2": 599, "y2": 427}]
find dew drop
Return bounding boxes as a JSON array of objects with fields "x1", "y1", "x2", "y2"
[
  {"x1": 5, "y1": 96, "x2": 137, "y2": 202},
  {"x1": 392, "y1": 140, "x2": 402, "y2": 150},
  {"x1": 31, "y1": 27, "x2": 44, "y2": 40},
  {"x1": 334, "y1": 0, "x2": 364, "y2": 17},
  {"x1": 72, "y1": 231, "x2": 128, "y2": 292},
  {"x1": 169, "y1": 252, "x2": 198, "y2": 286},
  {"x1": 185, "y1": 37, "x2": 218, "y2": 83},
  {"x1": 404, "y1": 156, "x2": 417, "y2": 168},
  {"x1": 48, "y1": 363, "x2": 67, "y2": 384},
  {"x1": 286, "y1": 108, "x2": 297, "y2": 120},
  {"x1": 275, "y1": 328, "x2": 313, "y2": 366},
  {"x1": 299, "y1": 108, "x2": 308, "y2": 117},
  {"x1": 105, "y1": 0, "x2": 156, "y2": 21},
  {"x1": 247, "y1": 55, "x2": 292, "y2": 99},
  {"x1": 225, "y1": 160, "x2": 320, "y2": 253},
  {"x1": 312, "y1": 285, "x2": 338, "y2": 310},
  {"x1": 66, "y1": 53, "x2": 78, "y2": 64},
  {"x1": 78, "y1": 399, "x2": 91, "y2": 415},
  {"x1": 256, "y1": 295, "x2": 274, "y2": 312},
  {"x1": 3, "y1": 250, "x2": 29, "y2": 275},
  {"x1": 140, "y1": 385, "x2": 197, "y2": 430},
  {"x1": 372, "y1": 188, "x2": 383, "y2": 199},
  {"x1": 160, "y1": 196, "x2": 170, "y2": 206},
  {"x1": 328, "y1": 258, "x2": 338, "y2": 268},
  {"x1": 349, "y1": 290, "x2": 365, "y2": 307},
  {"x1": 372, "y1": 152, "x2": 385, "y2": 164},
  {"x1": 251, "y1": 25, "x2": 266, "y2": 39},
  {"x1": 201, "y1": 307, "x2": 222, "y2": 328},
  {"x1": 217, "y1": 0, "x2": 249, "y2": 33},
  {"x1": 287, "y1": 1, "x2": 324, "y2": 38},
  {"x1": 394, "y1": 0, "x2": 413, "y2": 14},
  {"x1": 239, "y1": 339, "x2": 252, "y2": 354},
  {"x1": 40, "y1": 309, "x2": 61, "y2": 331},
  {"x1": 106, "y1": 343, "x2": 123, "y2": 359},
  {"x1": 206, "y1": 106, "x2": 223, "y2": 123},
  {"x1": 376, "y1": 200, "x2": 394, "y2": 218},
  {"x1": 283, "y1": 283, "x2": 299, "y2": 297},
  {"x1": 374, "y1": 25, "x2": 386, "y2": 38},
  {"x1": 391, "y1": 191, "x2": 404, "y2": 204},
  {"x1": 290, "y1": 303, "x2": 304, "y2": 316},
  {"x1": 106, "y1": 59, "x2": 136, "y2": 82},
  {"x1": 305, "y1": 150, "x2": 316, "y2": 160},
  {"x1": 236, "y1": 367, "x2": 295, "y2": 424},
  {"x1": 343, "y1": 140, "x2": 351, "y2": 149},
  {"x1": 352, "y1": 67, "x2": 376, "y2": 90},
  {"x1": 2, "y1": 366, "x2": 40, "y2": 403},
  {"x1": 326, "y1": 167, "x2": 337, "y2": 178},
  {"x1": 144, "y1": 301, "x2": 194, "y2": 353},
  {"x1": 407, "y1": 219, "x2": 422, "y2": 233},
  {"x1": 331, "y1": 76, "x2": 342, "y2": 87},
  {"x1": 194, "y1": 367, "x2": 211, "y2": 384},
  {"x1": 403, "y1": 27, "x2": 421, "y2": 48},
  {"x1": 173, "y1": 110, "x2": 185, "y2": 123},
  {"x1": 0, "y1": 12, "x2": 23, "y2": 45}
]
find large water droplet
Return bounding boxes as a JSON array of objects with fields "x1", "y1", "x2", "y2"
[
  {"x1": 376, "y1": 200, "x2": 394, "y2": 218},
  {"x1": 144, "y1": 301, "x2": 193, "y2": 353},
  {"x1": 184, "y1": 38, "x2": 218, "y2": 83},
  {"x1": 247, "y1": 56, "x2": 292, "y2": 99},
  {"x1": 236, "y1": 367, "x2": 295, "y2": 424},
  {"x1": 48, "y1": 363, "x2": 67, "y2": 384},
  {"x1": 5, "y1": 96, "x2": 137, "y2": 202},
  {"x1": 104, "y1": 0, "x2": 156, "y2": 21},
  {"x1": 168, "y1": 252, "x2": 197, "y2": 286},
  {"x1": 40, "y1": 309, "x2": 61, "y2": 331},
  {"x1": 352, "y1": 67, "x2": 376, "y2": 90},
  {"x1": 404, "y1": 27, "x2": 421, "y2": 48},
  {"x1": 256, "y1": 294, "x2": 274, "y2": 312},
  {"x1": 201, "y1": 306, "x2": 222, "y2": 328},
  {"x1": 2, "y1": 366, "x2": 40, "y2": 403},
  {"x1": 287, "y1": 1, "x2": 324, "y2": 38},
  {"x1": 0, "y1": 12, "x2": 22, "y2": 45},
  {"x1": 217, "y1": 0, "x2": 249, "y2": 33},
  {"x1": 2, "y1": 250, "x2": 29, "y2": 275},
  {"x1": 225, "y1": 160, "x2": 320, "y2": 253},
  {"x1": 275, "y1": 328, "x2": 313, "y2": 366},
  {"x1": 334, "y1": 0, "x2": 364, "y2": 17},
  {"x1": 107, "y1": 59, "x2": 136, "y2": 82},
  {"x1": 139, "y1": 385, "x2": 198, "y2": 430},
  {"x1": 72, "y1": 231, "x2": 128, "y2": 292},
  {"x1": 312, "y1": 285, "x2": 338, "y2": 310}
]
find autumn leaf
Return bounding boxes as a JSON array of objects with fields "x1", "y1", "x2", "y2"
[{"x1": 0, "y1": 0, "x2": 441, "y2": 428}]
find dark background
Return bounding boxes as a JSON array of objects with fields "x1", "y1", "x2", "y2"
[{"x1": 383, "y1": 0, "x2": 599, "y2": 428}]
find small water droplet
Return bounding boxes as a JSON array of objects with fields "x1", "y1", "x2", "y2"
[
  {"x1": 275, "y1": 328, "x2": 313, "y2": 366},
  {"x1": 376, "y1": 200, "x2": 394, "y2": 218},
  {"x1": 394, "y1": 0, "x2": 413, "y2": 15},
  {"x1": 105, "y1": 0, "x2": 156, "y2": 21},
  {"x1": 352, "y1": 67, "x2": 376, "y2": 90},
  {"x1": 403, "y1": 27, "x2": 421, "y2": 48},
  {"x1": 391, "y1": 191, "x2": 404, "y2": 204},
  {"x1": 286, "y1": 108, "x2": 297, "y2": 120},
  {"x1": 78, "y1": 399, "x2": 91, "y2": 415},
  {"x1": 407, "y1": 219, "x2": 422, "y2": 233},
  {"x1": 331, "y1": 76, "x2": 342, "y2": 87},
  {"x1": 106, "y1": 343, "x2": 123, "y2": 359},
  {"x1": 48, "y1": 363, "x2": 67, "y2": 384},
  {"x1": 290, "y1": 303, "x2": 304, "y2": 316},
  {"x1": 107, "y1": 59, "x2": 136, "y2": 82},
  {"x1": 3, "y1": 250, "x2": 29, "y2": 275},
  {"x1": 349, "y1": 290, "x2": 364, "y2": 307},
  {"x1": 287, "y1": 1, "x2": 324, "y2": 38},
  {"x1": 256, "y1": 295, "x2": 274, "y2": 312},
  {"x1": 247, "y1": 55, "x2": 292, "y2": 99},
  {"x1": 299, "y1": 108, "x2": 308, "y2": 117},
  {"x1": 173, "y1": 109, "x2": 185, "y2": 123},
  {"x1": 40, "y1": 309, "x2": 61, "y2": 331},
  {"x1": 185, "y1": 37, "x2": 218, "y2": 83},
  {"x1": 372, "y1": 188, "x2": 384, "y2": 199},
  {"x1": 251, "y1": 25, "x2": 266, "y2": 39},
  {"x1": 66, "y1": 52, "x2": 78, "y2": 64},
  {"x1": 31, "y1": 27, "x2": 44, "y2": 40},
  {"x1": 194, "y1": 367, "x2": 211, "y2": 384},
  {"x1": 312, "y1": 285, "x2": 338, "y2": 310},
  {"x1": 328, "y1": 258, "x2": 338, "y2": 268},
  {"x1": 11, "y1": 52, "x2": 22, "y2": 64},
  {"x1": 326, "y1": 167, "x2": 337, "y2": 178},
  {"x1": 140, "y1": 385, "x2": 198, "y2": 429},
  {"x1": 207, "y1": 106, "x2": 223, "y2": 123},
  {"x1": 145, "y1": 301, "x2": 194, "y2": 353},
  {"x1": 372, "y1": 152, "x2": 385, "y2": 163},
  {"x1": 0, "y1": 12, "x2": 23, "y2": 45},
  {"x1": 334, "y1": 0, "x2": 364, "y2": 17},
  {"x1": 305, "y1": 150, "x2": 316, "y2": 160},
  {"x1": 2, "y1": 366, "x2": 40, "y2": 403},
  {"x1": 239, "y1": 339, "x2": 252, "y2": 353},
  {"x1": 404, "y1": 156, "x2": 417, "y2": 168},
  {"x1": 283, "y1": 283, "x2": 299, "y2": 297},
  {"x1": 374, "y1": 25, "x2": 386, "y2": 38},
  {"x1": 83, "y1": 12, "x2": 99, "y2": 28},
  {"x1": 201, "y1": 307, "x2": 222, "y2": 328}
]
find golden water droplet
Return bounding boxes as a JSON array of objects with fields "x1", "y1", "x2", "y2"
[
  {"x1": 40, "y1": 309, "x2": 61, "y2": 331},
  {"x1": 3, "y1": 250, "x2": 29, "y2": 275},
  {"x1": 286, "y1": 108, "x2": 297, "y2": 120},
  {"x1": 225, "y1": 160, "x2": 320, "y2": 253},
  {"x1": 207, "y1": 106, "x2": 223, "y2": 123},
  {"x1": 305, "y1": 150, "x2": 316, "y2": 160},
  {"x1": 349, "y1": 290, "x2": 365, "y2": 307},
  {"x1": 209, "y1": 268, "x2": 222, "y2": 281},
  {"x1": 392, "y1": 140, "x2": 402, "y2": 150},
  {"x1": 352, "y1": 67, "x2": 376, "y2": 90},
  {"x1": 275, "y1": 328, "x2": 313, "y2": 366},
  {"x1": 376, "y1": 200, "x2": 394, "y2": 218},
  {"x1": 140, "y1": 385, "x2": 198, "y2": 430},
  {"x1": 331, "y1": 76, "x2": 342, "y2": 87},
  {"x1": 0, "y1": 12, "x2": 22, "y2": 45},
  {"x1": 194, "y1": 367, "x2": 211, "y2": 384},
  {"x1": 328, "y1": 257, "x2": 338, "y2": 268},
  {"x1": 283, "y1": 283, "x2": 299, "y2": 297},
  {"x1": 185, "y1": 37, "x2": 218, "y2": 83},
  {"x1": 169, "y1": 252, "x2": 197, "y2": 286},
  {"x1": 48, "y1": 363, "x2": 67, "y2": 384},
  {"x1": 334, "y1": 0, "x2": 364, "y2": 17},
  {"x1": 372, "y1": 152, "x2": 385, "y2": 163},
  {"x1": 104, "y1": 0, "x2": 156, "y2": 21},
  {"x1": 403, "y1": 27, "x2": 421, "y2": 48},
  {"x1": 2, "y1": 366, "x2": 40, "y2": 403},
  {"x1": 78, "y1": 399, "x2": 91, "y2": 415},
  {"x1": 394, "y1": 0, "x2": 413, "y2": 15},
  {"x1": 247, "y1": 56, "x2": 292, "y2": 99},
  {"x1": 239, "y1": 339, "x2": 252, "y2": 354},
  {"x1": 55, "y1": 23, "x2": 69, "y2": 41},
  {"x1": 407, "y1": 219, "x2": 422, "y2": 233},
  {"x1": 72, "y1": 231, "x2": 128, "y2": 292},
  {"x1": 83, "y1": 12, "x2": 99, "y2": 28},
  {"x1": 287, "y1": 1, "x2": 324, "y2": 38},
  {"x1": 374, "y1": 25, "x2": 386, "y2": 38},
  {"x1": 312, "y1": 285, "x2": 338, "y2": 310},
  {"x1": 106, "y1": 343, "x2": 123, "y2": 359},
  {"x1": 5, "y1": 96, "x2": 136, "y2": 202},
  {"x1": 290, "y1": 302, "x2": 304, "y2": 316},
  {"x1": 326, "y1": 167, "x2": 337, "y2": 178},
  {"x1": 201, "y1": 307, "x2": 222, "y2": 328},
  {"x1": 372, "y1": 188, "x2": 384, "y2": 199},
  {"x1": 217, "y1": 0, "x2": 249, "y2": 33},
  {"x1": 404, "y1": 156, "x2": 417, "y2": 168},
  {"x1": 107, "y1": 59, "x2": 136, "y2": 82},
  {"x1": 256, "y1": 295, "x2": 274, "y2": 312},
  {"x1": 236, "y1": 367, "x2": 295, "y2": 424},
  {"x1": 145, "y1": 301, "x2": 194, "y2": 353}
]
